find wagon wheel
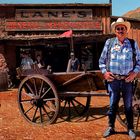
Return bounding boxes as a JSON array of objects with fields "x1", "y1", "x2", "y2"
[
  {"x1": 59, "y1": 94, "x2": 91, "y2": 121},
  {"x1": 117, "y1": 94, "x2": 140, "y2": 130},
  {"x1": 18, "y1": 74, "x2": 59, "y2": 125}
]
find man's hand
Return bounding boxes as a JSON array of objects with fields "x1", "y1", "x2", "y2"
[
  {"x1": 125, "y1": 72, "x2": 137, "y2": 82},
  {"x1": 104, "y1": 72, "x2": 115, "y2": 82}
]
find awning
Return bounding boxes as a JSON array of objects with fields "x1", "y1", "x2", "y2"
[{"x1": 0, "y1": 33, "x2": 114, "y2": 41}]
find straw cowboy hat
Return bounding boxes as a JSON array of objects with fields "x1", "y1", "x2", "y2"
[{"x1": 111, "y1": 18, "x2": 131, "y2": 33}]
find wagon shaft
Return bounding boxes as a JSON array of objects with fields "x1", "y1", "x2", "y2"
[{"x1": 58, "y1": 73, "x2": 97, "y2": 92}]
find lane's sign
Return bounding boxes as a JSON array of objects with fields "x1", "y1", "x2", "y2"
[{"x1": 16, "y1": 9, "x2": 93, "y2": 21}]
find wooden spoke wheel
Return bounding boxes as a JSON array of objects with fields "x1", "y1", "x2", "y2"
[
  {"x1": 117, "y1": 94, "x2": 140, "y2": 130},
  {"x1": 18, "y1": 74, "x2": 59, "y2": 125},
  {"x1": 59, "y1": 93, "x2": 91, "y2": 121}
]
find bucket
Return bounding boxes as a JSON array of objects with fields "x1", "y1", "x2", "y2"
[{"x1": 0, "y1": 72, "x2": 8, "y2": 91}]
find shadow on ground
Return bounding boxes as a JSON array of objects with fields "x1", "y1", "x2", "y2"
[{"x1": 57, "y1": 105, "x2": 109, "y2": 123}]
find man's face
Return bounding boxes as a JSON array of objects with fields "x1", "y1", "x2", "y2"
[
  {"x1": 115, "y1": 25, "x2": 127, "y2": 38},
  {"x1": 71, "y1": 55, "x2": 74, "y2": 60}
]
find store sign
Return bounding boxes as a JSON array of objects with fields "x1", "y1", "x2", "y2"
[
  {"x1": 5, "y1": 20, "x2": 102, "y2": 31},
  {"x1": 16, "y1": 9, "x2": 93, "y2": 20}
]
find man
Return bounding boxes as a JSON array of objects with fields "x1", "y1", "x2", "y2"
[
  {"x1": 99, "y1": 18, "x2": 140, "y2": 140},
  {"x1": 66, "y1": 52, "x2": 80, "y2": 72},
  {"x1": 35, "y1": 55, "x2": 45, "y2": 68},
  {"x1": 21, "y1": 51, "x2": 34, "y2": 69}
]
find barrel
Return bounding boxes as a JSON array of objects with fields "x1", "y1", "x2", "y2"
[{"x1": 0, "y1": 72, "x2": 8, "y2": 91}]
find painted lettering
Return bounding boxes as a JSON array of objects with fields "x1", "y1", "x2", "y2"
[
  {"x1": 62, "y1": 11, "x2": 71, "y2": 18},
  {"x1": 16, "y1": 9, "x2": 93, "y2": 20},
  {"x1": 32, "y1": 12, "x2": 44, "y2": 17},
  {"x1": 77, "y1": 11, "x2": 87, "y2": 18},
  {"x1": 5, "y1": 21, "x2": 102, "y2": 31},
  {"x1": 48, "y1": 12, "x2": 58, "y2": 18},
  {"x1": 20, "y1": 11, "x2": 29, "y2": 18}
]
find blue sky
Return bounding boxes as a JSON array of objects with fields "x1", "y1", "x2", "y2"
[{"x1": 0, "y1": 0, "x2": 139, "y2": 16}]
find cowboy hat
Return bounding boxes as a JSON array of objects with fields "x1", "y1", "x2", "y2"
[{"x1": 111, "y1": 18, "x2": 131, "y2": 33}]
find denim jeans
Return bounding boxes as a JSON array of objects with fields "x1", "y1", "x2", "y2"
[{"x1": 107, "y1": 79, "x2": 134, "y2": 129}]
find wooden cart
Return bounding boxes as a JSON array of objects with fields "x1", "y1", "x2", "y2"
[
  {"x1": 17, "y1": 66, "x2": 140, "y2": 130},
  {"x1": 16, "y1": 66, "x2": 105, "y2": 125}
]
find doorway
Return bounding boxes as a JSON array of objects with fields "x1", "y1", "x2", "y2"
[{"x1": 16, "y1": 44, "x2": 70, "y2": 72}]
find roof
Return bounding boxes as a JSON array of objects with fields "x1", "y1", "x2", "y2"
[
  {"x1": 111, "y1": 16, "x2": 140, "y2": 22},
  {"x1": 0, "y1": 3, "x2": 111, "y2": 8}
]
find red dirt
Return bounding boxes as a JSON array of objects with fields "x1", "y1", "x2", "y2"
[{"x1": 0, "y1": 89, "x2": 140, "y2": 140}]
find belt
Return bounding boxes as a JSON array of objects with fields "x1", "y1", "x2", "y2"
[{"x1": 113, "y1": 74, "x2": 127, "y2": 80}]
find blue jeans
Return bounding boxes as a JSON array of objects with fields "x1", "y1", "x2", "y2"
[{"x1": 107, "y1": 79, "x2": 134, "y2": 129}]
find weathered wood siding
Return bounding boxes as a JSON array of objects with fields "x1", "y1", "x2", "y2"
[{"x1": 0, "y1": 4, "x2": 111, "y2": 35}]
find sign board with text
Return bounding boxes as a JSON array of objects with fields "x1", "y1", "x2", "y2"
[
  {"x1": 5, "y1": 20, "x2": 102, "y2": 31},
  {"x1": 16, "y1": 9, "x2": 93, "y2": 21}
]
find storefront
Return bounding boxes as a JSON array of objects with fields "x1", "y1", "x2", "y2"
[{"x1": 0, "y1": 3, "x2": 140, "y2": 84}]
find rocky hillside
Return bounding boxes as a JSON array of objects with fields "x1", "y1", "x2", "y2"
[{"x1": 123, "y1": 7, "x2": 140, "y2": 19}]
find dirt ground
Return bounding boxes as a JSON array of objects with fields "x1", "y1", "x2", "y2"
[{"x1": 0, "y1": 89, "x2": 140, "y2": 140}]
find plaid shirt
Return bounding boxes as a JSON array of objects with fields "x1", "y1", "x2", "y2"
[{"x1": 99, "y1": 37, "x2": 140, "y2": 75}]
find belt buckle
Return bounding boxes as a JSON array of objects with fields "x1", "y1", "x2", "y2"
[
  {"x1": 115, "y1": 75, "x2": 120, "y2": 80},
  {"x1": 114, "y1": 74, "x2": 125, "y2": 80},
  {"x1": 120, "y1": 76, "x2": 124, "y2": 80},
  {"x1": 118, "y1": 76, "x2": 122, "y2": 80}
]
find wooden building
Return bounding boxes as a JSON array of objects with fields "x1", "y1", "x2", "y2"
[{"x1": 0, "y1": 3, "x2": 140, "y2": 83}]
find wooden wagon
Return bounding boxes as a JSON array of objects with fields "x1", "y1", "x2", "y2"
[
  {"x1": 16, "y1": 66, "x2": 140, "y2": 131},
  {"x1": 16, "y1": 66, "x2": 105, "y2": 124}
]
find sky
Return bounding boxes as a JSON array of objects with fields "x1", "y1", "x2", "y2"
[{"x1": 0, "y1": 0, "x2": 139, "y2": 16}]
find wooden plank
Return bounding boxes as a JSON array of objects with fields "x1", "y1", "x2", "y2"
[{"x1": 59, "y1": 90, "x2": 107, "y2": 97}]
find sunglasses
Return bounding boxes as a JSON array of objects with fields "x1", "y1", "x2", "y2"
[{"x1": 116, "y1": 27, "x2": 126, "y2": 31}]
